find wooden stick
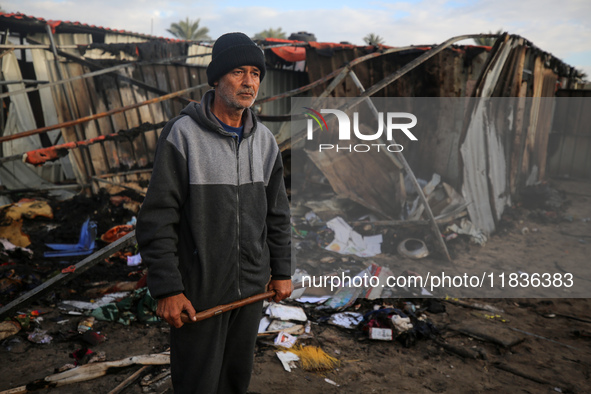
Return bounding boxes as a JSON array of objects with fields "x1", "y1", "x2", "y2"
[
  {"x1": 107, "y1": 365, "x2": 151, "y2": 394},
  {"x1": 181, "y1": 290, "x2": 275, "y2": 324}
]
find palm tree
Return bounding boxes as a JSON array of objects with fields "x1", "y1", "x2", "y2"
[
  {"x1": 252, "y1": 28, "x2": 287, "y2": 41},
  {"x1": 167, "y1": 18, "x2": 211, "y2": 41},
  {"x1": 574, "y1": 68, "x2": 588, "y2": 82},
  {"x1": 473, "y1": 29, "x2": 503, "y2": 46},
  {"x1": 364, "y1": 33, "x2": 385, "y2": 46}
]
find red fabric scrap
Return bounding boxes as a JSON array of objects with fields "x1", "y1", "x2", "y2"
[{"x1": 100, "y1": 225, "x2": 134, "y2": 243}]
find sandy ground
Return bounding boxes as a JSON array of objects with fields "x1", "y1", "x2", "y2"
[{"x1": 1, "y1": 177, "x2": 590, "y2": 394}]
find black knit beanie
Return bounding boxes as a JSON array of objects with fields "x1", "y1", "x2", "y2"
[{"x1": 206, "y1": 32, "x2": 266, "y2": 86}]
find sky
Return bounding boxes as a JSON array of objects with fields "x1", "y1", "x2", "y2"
[{"x1": 2, "y1": 0, "x2": 590, "y2": 78}]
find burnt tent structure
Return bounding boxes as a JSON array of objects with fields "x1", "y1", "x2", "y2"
[{"x1": 0, "y1": 12, "x2": 588, "y2": 238}]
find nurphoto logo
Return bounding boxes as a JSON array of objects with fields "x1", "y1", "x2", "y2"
[{"x1": 304, "y1": 107, "x2": 418, "y2": 153}]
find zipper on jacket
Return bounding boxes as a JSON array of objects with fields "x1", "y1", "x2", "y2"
[{"x1": 234, "y1": 138, "x2": 242, "y2": 298}]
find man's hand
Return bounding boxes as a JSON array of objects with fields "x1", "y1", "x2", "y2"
[
  {"x1": 268, "y1": 279, "x2": 293, "y2": 303},
  {"x1": 156, "y1": 293, "x2": 196, "y2": 328}
]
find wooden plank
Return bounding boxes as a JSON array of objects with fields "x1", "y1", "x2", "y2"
[
  {"x1": 153, "y1": 65, "x2": 173, "y2": 119},
  {"x1": 48, "y1": 49, "x2": 88, "y2": 183},
  {"x1": 138, "y1": 64, "x2": 166, "y2": 147},
  {"x1": 67, "y1": 62, "x2": 103, "y2": 176},
  {"x1": 117, "y1": 70, "x2": 149, "y2": 168},
  {"x1": 129, "y1": 66, "x2": 158, "y2": 163},
  {"x1": 187, "y1": 66, "x2": 202, "y2": 101},
  {"x1": 107, "y1": 365, "x2": 151, "y2": 394},
  {"x1": 0, "y1": 231, "x2": 136, "y2": 321},
  {"x1": 166, "y1": 64, "x2": 183, "y2": 116},
  {"x1": 177, "y1": 65, "x2": 191, "y2": 92},
  {"x1": 84, "y1": 71, "x2": 119, "y2": 171},
  {"x1": 195, "y1": 67, "x2": 210, "y2": 99},
  {"x1": 101, "y1": 74, "x2": 135, "y2": 169},
  {"x1": 30, "y1": 48, "x2": 77, "y2": 180}
]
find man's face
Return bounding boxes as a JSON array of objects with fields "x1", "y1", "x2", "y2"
[{"x1": 214, "y1": 66, "x2": 261, "y2": 110}]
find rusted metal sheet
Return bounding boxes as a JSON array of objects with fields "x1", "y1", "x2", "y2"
[
  {"x1": 306, "y1": 143, "x2": 405, "y2": 219},
  {"x1": 0, "y1": 50, "x2": 69, "y2": 194},
  {"x1": 281, "y1": 34, "x2": 577, "y2": 237},
  {"x1": 305, "y1": 44, "x2": 490, "y2": 190}
]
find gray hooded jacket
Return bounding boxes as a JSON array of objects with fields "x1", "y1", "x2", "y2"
[{"x1": 136, "y1": 90, "x2": 291, "y2": 311}]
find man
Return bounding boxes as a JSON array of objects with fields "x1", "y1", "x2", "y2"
[{"x1": 136, "y1": 32, "x2": 292, "y2": 393}]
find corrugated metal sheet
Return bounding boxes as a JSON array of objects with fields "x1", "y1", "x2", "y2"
[
  {"x1": 257, "y1": 68, "x2": 308, "y2": 138},
  {"x1": 1, "y1": 30, "x2": 306, "y2": 194},
  {"x1": 461, "y1": 36, "x2": 519, "y2": 233},
  {"x1": 1, "y1": 17, "x2": 584, "y2": 240},
  {"x1": 0, "y1": 49, "x2": 72, "y2": 196},
  {"x1": 547, "y1": 90, "x2": 591, "y2": 179},
  {"x1": 304, "y1": 44, "x2": 490, "y2": 189},
  {"x1": 459, "y1": 35, "x2": 566, "y2": 233},
  {"x1": 301, "y1": 34, "x2": 577, "y2": 234}
]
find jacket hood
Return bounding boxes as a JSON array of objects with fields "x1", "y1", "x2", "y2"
[{"x1": 180, "y1": 89, "x2": 258, "y2": 139}]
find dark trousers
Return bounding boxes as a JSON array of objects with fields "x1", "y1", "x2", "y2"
[{"x1": 170, "y1": 300, "x2": 263, "y2": 393}]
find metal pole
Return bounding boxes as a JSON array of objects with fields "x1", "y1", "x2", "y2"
[
  {"x1": 349, "y1": 69, "x2": 452, "y2": 261},
  {"x1": 0, "y1": 63, "x2": 132, "y2": 99}
]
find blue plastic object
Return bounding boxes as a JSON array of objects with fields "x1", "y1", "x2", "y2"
[{"x1": 44, "y1": 218, "x2": 97, "y2": 257}]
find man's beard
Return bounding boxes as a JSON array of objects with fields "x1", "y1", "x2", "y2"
[{"x1": 219, "y1": 87, "x2": 257, "y2": 110}]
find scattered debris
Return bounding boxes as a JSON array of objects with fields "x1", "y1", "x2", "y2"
[
  {"x1": 0, "y1": 200, "x2": 53, "y2": 247},
  {"x1": 369, "y1": 327, "x2": 393, "y2": 341},
  {"x1": 274, "y1": 331, "x2": 298, "y2": 348},
  {"x1": 325, "y1": 216, "x2": 383, "y2": 257},
  {"x1": 446, "y1": 218, "x2": 488, "y2": 246},
  {"x1": 13, "y1": 352, "x2": 170, "y2": 392},
  {"x1": 276, "y1": 351, "x2": 300, "y2": 372},
  {"x1": 397, "y1": 238, "x2": 429, "y2": 259},
  {"x1": 0, "y1": 320, "x2": 21, "y2": 340},
  {"x1": 27, "y1": 328, "x2": 52, "y2": 344},
  {"x1": 328, "y1": 312, "x2": 363, "y2": 330},
  {"x1": 266, "y1": 304, "x2": 308, "y2": 322}
]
